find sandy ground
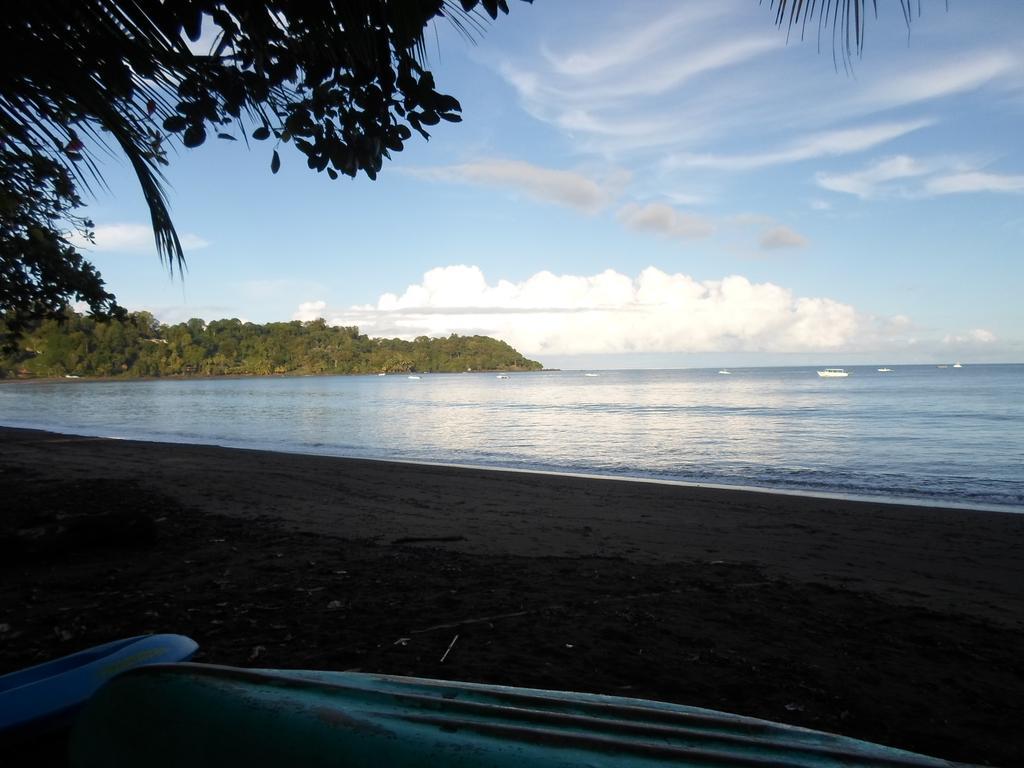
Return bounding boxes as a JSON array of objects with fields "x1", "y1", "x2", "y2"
[{"x1": 1, "y1": 426, "x2": 1022, "y2": 765}]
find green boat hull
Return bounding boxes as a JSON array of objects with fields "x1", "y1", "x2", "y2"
[{"x1": 70, "y1": 664, "x2": 963, "y2": 767}]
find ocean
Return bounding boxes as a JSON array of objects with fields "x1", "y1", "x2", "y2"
[{"x1": 2, "y1": 365, "x2": 1021, "y2": 511}]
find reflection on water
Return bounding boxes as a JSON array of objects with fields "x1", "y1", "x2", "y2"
[{"x1": 1, "y1": 366, "x2": 1022, "y2": 510}]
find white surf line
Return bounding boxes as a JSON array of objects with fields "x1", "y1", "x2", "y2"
[
  {"x1": 367, "y1": 456, "x2": 1023, "y2": 515},
  {"x1": 3, "y1": 422, "x2": 1021, "y2": 515}
]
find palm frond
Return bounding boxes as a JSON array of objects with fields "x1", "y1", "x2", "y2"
[{"x1": 768, "y1": 0, "x2": 924, "y2": 64}]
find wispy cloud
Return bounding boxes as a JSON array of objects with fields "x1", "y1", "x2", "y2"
[
  {"x1": 862, "y1": 51, "x2": 1020, "y2": 111},
  {"x1": 70, "y1": 223, "x2": 209, "y2": 253},
  {"x1": 925, "y1": 171, "x2": 1024, "y2": 196},
  {"x1": 541, "y1": 4, "x2": 729, "y2": 78},
  {"x1": 816, "y1": 155, "x2": 933, "y2": 199},
  {"x1": 671, "y1": 120, "x2": 932, "y2": 171},
  {"x1": 496, "y1": 3, "x2": 782, "y2": 158},
  {"x1": 817, "y1": 156, "x2": 1024, "y2": 199},
  {"x1": 615, "y1": 204, "x2": 805, "y2": 251},
  {"x1": 759, "y1": 225, "x2": 808, "y2": 250},
  {"x1": 617, "y1": 203, "x2": 714, "y2": 240},
  {"x1": 409, "y1": 160, "x2": 624, "y2": 213}
]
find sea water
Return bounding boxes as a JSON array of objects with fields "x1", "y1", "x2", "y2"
[{"x1": 1, "y1": 365, "x2": 1021, "y2": 511}]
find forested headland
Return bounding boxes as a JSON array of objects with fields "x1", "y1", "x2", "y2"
[{"x1": 0, "y1": 312, "x2": 542, "y2": 378}]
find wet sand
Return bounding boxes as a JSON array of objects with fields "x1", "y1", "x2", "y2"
[{"x1": 1, "y1": 426, "x2": 1022, "y2": 765}]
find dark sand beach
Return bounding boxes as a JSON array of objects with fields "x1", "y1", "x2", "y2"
[{"x1": 1, "y1": 426, "x2": 1022, "y2": 765}]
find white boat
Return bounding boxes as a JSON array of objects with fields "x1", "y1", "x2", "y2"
[
  {"x1": 377, "y1": 373, "x2": 386, "y2": 376},
  {"x1": 816, "y1": 368, "x2": 849, "y2": 378},
  {"x1": 953, "y1": 362, "x2": 963, "y2": 368},
  {"x1": 407, "y1": 375, "x2": 421, "y2": 380},
  {"x1": 877, "y1": 367, "x2": 893, "y2": 373},
  {"x1": 717, "y1": 370, "x2": 732, "y2": 375},
  {"x1": 583, "y1": 373, "x2": 600, "y2": 377},
  {"x1": 496, "y1": 374, "x2": 509, "y2": 379}
]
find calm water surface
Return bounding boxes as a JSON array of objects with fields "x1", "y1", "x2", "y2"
[{"x1": 2, "y1": 366, "x2": 1021, "y2": 511}]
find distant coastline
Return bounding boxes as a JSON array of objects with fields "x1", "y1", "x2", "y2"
[
  {"x1": 1, "y1": 310, "x2": 542, "y2": 379},
  {"x1": 0, "y1": 368, "x2": 553, "y2": 384}
]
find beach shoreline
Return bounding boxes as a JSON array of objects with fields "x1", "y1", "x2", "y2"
[
  {"x1": 2, "y1": 426, "x2": 1022, "y2": 765},
  {"x1": 2, "y1": 418, "x2": 1019, "y2": 515}
]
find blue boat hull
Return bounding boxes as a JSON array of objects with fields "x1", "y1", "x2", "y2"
[
  {"x1": 0, "y1": 634, "x2": 198, "y2": 738},
  {"x1": 70, "y1": 664, "x2": 965, "y2": 767}
]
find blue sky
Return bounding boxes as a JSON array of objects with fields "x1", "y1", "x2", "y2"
[{"x1": 73, "y1": 0, "x2": 1023, "y2": 368}]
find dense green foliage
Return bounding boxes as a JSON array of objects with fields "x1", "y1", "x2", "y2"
[
  {"x1": 0, "y1": 152, "x2": 123, "y2": 350},
  {"x1": 0, "y1": 311, "x2": 541, "y2": 378}
]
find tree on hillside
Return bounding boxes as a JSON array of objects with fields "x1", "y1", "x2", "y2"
[{"x1": 0, "y1": 0, "x2": 920, "y2": 343}]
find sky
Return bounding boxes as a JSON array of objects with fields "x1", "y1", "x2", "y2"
[{"x1": 73, "y1": 0, "x2": 1024, "y2": 368}]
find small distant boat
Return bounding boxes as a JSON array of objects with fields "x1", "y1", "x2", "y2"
[
  {"x1": 877, "y1": 367, "x2": 893, "y2": 373},
  {"x1": 953, "y1": 362, "x2": 963, "y2": 368},
  {"x1": 377, "y1": 373, "x2": 386, "y2": 377},
  {"x1": 717, "y1": 370, "x2": 732, "y2": 375},
  {"x1": 817, "y1": 368, "x2": 849, "y2": 378},
  {"x1": 583, "y1": 373, "x2": 600, "y2": 377},
  {"x1": 407, "y1": 375, "x2": 421, "y2": 380},
  {"x1": 496, "y1": 374, "x2": 509, "y2": 379},
  {"x1": 63, "y1": 374, "x2": 80, "y2": 379}
]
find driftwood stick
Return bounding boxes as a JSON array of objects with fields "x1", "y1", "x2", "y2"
[{"x1": 440, "y1": 634, "x2": 459, "y2": 663}]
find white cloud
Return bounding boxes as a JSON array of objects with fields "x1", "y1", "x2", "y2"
[
  {"x1": 924, "y1": 172, "x2": 1024, "y2": 196},
  {"x1": 863, "y1": 52, "x2": 1020, "y2": 110},
  {"x1": 69, "y1": 223, "x2": 209, "y2": 253},
  {"x1": 817, "y1": 156, "x2": 1024, "y2": 199},
  {"x1": 490, "y1": 2, "x2": 1023, "y2": 224},
  {"x1": 759, "y1": 226, "x2": 808, "y2": 250},
  {"x1": 143, "y1": 304, "x2": 236, "y2": 325},
  {"x1": 293, "y1": 300, "x2": 327, "y2": 322},
  {"x1": 616, "y1": 203, "x2": 714, "y2": 240},
  {"x1": 409, "y1": 160, "x2": 623, "y2": 213},
  {"x1": 306, "y1": 265, "x2": 878, "y2": 356},
  {"x1": 816, "y1": 155, "x2": 932, "y2": 198},
  {"x1": 943, "y1": 329, "x2": 996, "y2": 345},
  {"x1": 496, "y1": 3, "x2": 784, "y2": 157},
  {"x1": 569, "y1": 38, "x2": 779, "y2": 102},
  {"x1": 542, "y1": 5, "x2": 729, "y2": 78},
  {"x1": 671, "y1": 120, "x2": 932, "y2": 171}
]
